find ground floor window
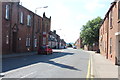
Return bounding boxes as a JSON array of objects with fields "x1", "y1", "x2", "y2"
[
  {"x1": 110, "y1": 38, "x2": 112, "y2": 54},
  {"x1": 26, "y1": 38, "x2": 30, "y2": 47},
  {"x1": 43, "y1": 37, "x2": 46, "y2": 45},
  {"x1": 6, "y1": 35, "x2": 9, "y2": 44},
  {"x1": 34, "y1": 39, "x2": 37, "y2": 48}
]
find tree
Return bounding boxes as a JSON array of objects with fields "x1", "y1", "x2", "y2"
[{"x1": 80, "y1": 17, "x2": 103, "y2": 46}]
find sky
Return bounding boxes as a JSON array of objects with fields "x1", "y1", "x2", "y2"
[{"x1": 20, "y1": 0, "x2": 114, "y2": 43}]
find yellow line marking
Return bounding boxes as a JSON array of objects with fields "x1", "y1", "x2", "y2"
[{"x1": 86, "y1": 58, "x2": 91, "y2": 79}]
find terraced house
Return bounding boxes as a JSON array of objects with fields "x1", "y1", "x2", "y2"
[
  {"x1": 1, "y1": 1, "x2": 51, "y2": 54},
  {"x1": 99, "y1": 0, "x2": 120, "y2": 64}
]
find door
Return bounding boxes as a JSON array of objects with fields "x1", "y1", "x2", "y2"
[
  {"x1": 117, "y1": 35, "x2": 120, "y2": 65},
  {"x1": 118, "y1": 36, "x2": 120, "y2": 60},
  {"x1": 12, "y1": 32, "x2": 17, "y2": 53}
]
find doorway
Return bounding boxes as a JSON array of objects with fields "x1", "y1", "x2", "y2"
[
  {"x1": 12, "y1": 32, "x2": 17, "y2": 53},
  {"x1": 118, "y1": 36, "x2": 120, "y2": 59}
]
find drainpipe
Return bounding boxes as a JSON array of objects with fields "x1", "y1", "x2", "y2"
[
  {"x1": 9, "y1": 3, "x2": 13, "y2": 53},
  {"x1": 32, "y1": 12, "x2": 35, "y2": 51},
  {"x1": 106, "y1": 17, "x2": 109, "y2": 59}
]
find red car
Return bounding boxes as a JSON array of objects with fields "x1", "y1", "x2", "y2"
[{"x1": 38, "y1": 46, "x2": 53, "y2": 55}]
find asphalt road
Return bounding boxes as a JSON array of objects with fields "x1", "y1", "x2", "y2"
[{"x1": 2, "y1": 48, "x2": 90, "y2": 78}]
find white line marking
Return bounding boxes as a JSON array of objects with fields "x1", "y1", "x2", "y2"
[
  {"x1": 3, "y1": 63, "x2": 40, "y2": 75},
  {"x1": 20, "y1": 71, "x2": 36, "y2": 78}
]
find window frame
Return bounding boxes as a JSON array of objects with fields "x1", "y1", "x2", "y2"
[
  {"x1": 20, "y1": 12, "x2": 24, "y2": 24},
  {"x1": 27, "y1": 15, "x2": 31, "y2": 26},
  {"x1": 110, "y1": 38, "x2": 112, "y2": 54},
  {"x1": 5, "y1": 5, "x2": 10, "y2": 20},
  {"x1": 26, "y1": 37, "x2": 31, "y2": 47},
  {"x1": 34, "y1": 39, "x2": 37, "y2": 48},
  {"x1": 109, "y1": 10, "x2": 113, "y2": 29}
]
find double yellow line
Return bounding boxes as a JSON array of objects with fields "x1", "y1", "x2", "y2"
[
  {"x1": 86, "y1": 58, "x2": 91, "y2": 79},
  {"x1": 86, "y1": 55, "x2": 94, "y2": 80}
]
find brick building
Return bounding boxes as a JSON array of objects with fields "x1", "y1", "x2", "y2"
[
  {"x1": 74, "y1": 37, "x2": 83, "y2": 49},
  {"x1": 99, "y1": 0, "x2": 120, "y2": 64},
  {"x1": 1, "y1": 2, "x2": 51, "y2": 54},
  {"x1": 48, "y1": 30, "x2": 66, "y2": 49}
]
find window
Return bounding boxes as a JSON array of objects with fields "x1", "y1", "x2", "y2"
[
  {"x1": 20, "y1": 12, "x2": 23, "y2": 24},
  {"x1": 26, "y1": 38, "x2": 30, "y2": 47},
  {"x1": 110, "y1": 10, "x2": 113, "y2": 28},
  {"x1": 119, "y1": 1, "x2": 120, "y2": 19},
  {"x1": 43, "y1": 37, "x2": 46, "y2": 45},
  {"x1": 5, "y1": 5, "x2": 10, "y2": 20},
  {"x1": 27, "y1": 15, "x2": 31, "y2": 26},
  {"x1": 110, "y1": 38, "x2": 112, "y2": 54},
  {"x1": 34, "y1": 39, "x2": 37, "y2": 48},
  {"x1": 6, "y1": 35, "x2": 9, "y2": 44}
]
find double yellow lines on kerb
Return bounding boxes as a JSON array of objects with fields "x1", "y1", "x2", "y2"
[{"x1": 86, "y1": 54, "x2": 94, "y2": 80}]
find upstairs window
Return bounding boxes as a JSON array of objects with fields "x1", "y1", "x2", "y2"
[
  {"x1": 20, "y1": 12, "x2": 24, "y2": 24},
  {"x1": 110, "y1": 10, "x2": 113, "y2": 28},
  {"x1": 5, "y1": 5, "x2": 10, "y2": 20},
  {"x1": 118, "y1": 1, "x2": 120, "y2": 19},
  {"x1": 27, "y1": 15, "x2": 31, "y2": 26}
]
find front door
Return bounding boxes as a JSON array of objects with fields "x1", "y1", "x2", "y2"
[
  {"x1": 118, "y1": 36, "x2": 120, "y2": 58},
  {"x1": 117, "y1": 35, "x2": 120, "y2": 65},
  {"x1": 12, "y1": 32, "x2": 17, "y2": 53}
]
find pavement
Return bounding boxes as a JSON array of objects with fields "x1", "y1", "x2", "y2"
[
  {"x1": 1, "y1": 49, "x2": 63, "y2": 59},
  {"x1": 2, "y1": 52, "x2": 37, "y2": 59},
  {"x1": 88, "y1": 51, "x2": 118, "y2": 79}
]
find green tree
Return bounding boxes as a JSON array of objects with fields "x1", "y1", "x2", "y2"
[{"x1": 80, "y1": 17, "x2": 103, "y2": 46}]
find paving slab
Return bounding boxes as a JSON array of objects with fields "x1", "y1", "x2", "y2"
[{"x1": 90, "y1": 52, "x2": 118, "y2": 78}]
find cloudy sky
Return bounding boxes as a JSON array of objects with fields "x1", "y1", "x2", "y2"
[{"x1": 20, "y1": 0, "x2": 114, "y2": 43}]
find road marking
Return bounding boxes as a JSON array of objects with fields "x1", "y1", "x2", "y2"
[
  {"x1": 3, "y1": 63, "x2": 40, "y2": 75},
  {"x1": 90, "y1": 54, "x2": 94, "y2": 79},
  {"x1": 20, "y1": 71, "x2": 36, "y2": 78},
  {"x1": 86, "y1": 58, "x2": 91, "y2": 79}
]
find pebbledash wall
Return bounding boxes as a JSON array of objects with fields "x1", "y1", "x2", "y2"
[
  {"x1": 99, "y1": 0, "x2": 120, "y2": 64},
  {"x1": 1, "y1": 2, "x2": 51, "y2": 54}
]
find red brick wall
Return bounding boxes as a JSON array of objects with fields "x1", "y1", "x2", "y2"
[
  {"x1": 108, "y1": 3, "x2": 118, "y2": 64},
  {"x1": 2, "y1": 2, "x2": 19, "y2": 54},
  {"x1": 99, "y1": 1, "x2": 119, "y2": 64}
]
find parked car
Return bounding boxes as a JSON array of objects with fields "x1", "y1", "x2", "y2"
[
  {"x1": 73, "y1": 46, "x2": 76, "y2": 49},
  {"x1": 38, "y1": 46, "x2": 53, "y2": 55}
]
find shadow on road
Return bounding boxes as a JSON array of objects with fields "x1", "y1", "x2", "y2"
[
  {"x1": 2, "y1": 52, "x2": 80, "y2": 72},
  {"x1": 45, "y1": 61, "x2": 80, "y2": 71}
]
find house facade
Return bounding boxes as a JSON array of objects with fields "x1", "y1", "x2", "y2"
[
  {"x1": 74, "y1": 37, "x2": 83, "y2": 49},
  {"x1": 99, "y1": 0, "x2": 120, "y2": 64},
  {"x1": 1, "y1": 2, "x2": 51, "y2": 54},
  {"x1": 48, "y1": 30, "x2": 66, "y2": 49}
]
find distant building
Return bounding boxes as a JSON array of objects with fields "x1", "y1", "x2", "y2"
[
  {"x1": 1, "y1": 2, "x2": 51, "y2": 54},
  {"x1": 48, "y1": 30, "x2": 66, "y2": 49},
  {"x1": 74, "y1": 37, "x2": 83, "y2": 49},
  {"x1": 99, "y1": 0, "x2": 120, "y2": 64}
]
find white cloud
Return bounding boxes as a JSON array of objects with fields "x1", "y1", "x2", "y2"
[{"x1": 84, "y1": 0, "x2": 105, "y2": 13}]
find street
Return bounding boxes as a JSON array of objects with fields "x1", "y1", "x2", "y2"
[{"x1": 2, "y1": 48, "x2": 90, "y2": 78}]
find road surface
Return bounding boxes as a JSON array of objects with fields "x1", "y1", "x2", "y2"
[{"x1": 2, "y1": 48, "x2": 90, "y2": 78}]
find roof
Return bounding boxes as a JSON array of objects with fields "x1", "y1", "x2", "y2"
[{"x1": 100, "y1": 0, "x2": 117, "y2": 27}]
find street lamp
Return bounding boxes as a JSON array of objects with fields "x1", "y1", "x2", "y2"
[{"x1": 35, "y1": 6, "x2": 48, "y2": 13}]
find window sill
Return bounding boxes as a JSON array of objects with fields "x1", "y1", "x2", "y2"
[
  {"x1": 118, "y1": 19, "x2": 120, "y2": 23},
  {"x1": 20, "y1": 23, "x2": 24, "y2": 25},
  {"x1": 5, "y1": 18, "x2": 10, "y2": 21},
  {"x1": 110, "y1": 27, "x2": 113, "y2": 29}
]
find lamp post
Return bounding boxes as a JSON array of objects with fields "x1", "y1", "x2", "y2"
[{"x1": 35, "y1": 6, "x2": 48, "y2": 13}]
